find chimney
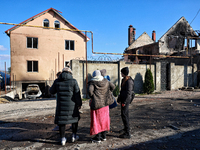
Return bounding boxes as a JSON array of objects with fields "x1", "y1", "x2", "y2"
[
  {"x1": 152, "y1": 30, "x2": 156, "y2": 41},
  {"x1": 128, "y1": 25, "x2": 136, "y2": 46}
]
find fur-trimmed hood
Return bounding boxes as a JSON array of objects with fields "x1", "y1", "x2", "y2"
[{"x1": 88, "y1": 78, "x2": 115, "y2": 110}]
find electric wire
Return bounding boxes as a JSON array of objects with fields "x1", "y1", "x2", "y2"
[{"x1": 190, "y1": 8, "x2": 200, "y2": 25}]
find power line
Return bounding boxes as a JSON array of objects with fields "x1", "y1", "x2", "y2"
[{"x1": 190, "y1": 9, "x2": 200, "y2": 25}]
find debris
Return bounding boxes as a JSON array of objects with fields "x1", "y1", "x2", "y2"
[
  {"x1": 168, "y1": 124, "x2": 180, "y2": 130},
  {"x1": 0, "y1": 97, "x2": 10, "y2": 103}
]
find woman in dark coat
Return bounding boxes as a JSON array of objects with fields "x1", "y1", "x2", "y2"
[
  {"x1": 88, "y1": 70, "x2": 115, "y2": 143},
  {"x1": 117, "y1": 67, "x2": 134, "y2": 139},
  {"x1": 49, "y1": 67, "x2": 82, "y2": 145}
]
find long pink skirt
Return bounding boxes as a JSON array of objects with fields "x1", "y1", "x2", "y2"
[{"x1": 90, "y1": 106, "x2": 110, "y2": 135}]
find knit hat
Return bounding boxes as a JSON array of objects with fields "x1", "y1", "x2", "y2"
[
  {"x1": 62, "y1": 67, "x2": 72, "y2": 74},
  {"x1": 100, "y1": 69, "x2": 106, "y2": 77},
  {"x1": 92, "y1": 70, "x2": 101, "y2": 77},
  {"x1": 121, "y1": 67, "x2": 129, "y2": 76}
]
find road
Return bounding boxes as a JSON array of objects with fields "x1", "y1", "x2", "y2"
[{"x1": 0, "y1": 90, "x2": 200, "y2": 150}]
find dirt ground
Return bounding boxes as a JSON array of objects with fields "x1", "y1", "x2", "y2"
[{"x1": 0, "y1": 90, "x2": 200, "y2": 150}]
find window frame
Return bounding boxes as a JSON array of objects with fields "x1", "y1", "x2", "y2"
[
  {"x1": 43, "y1": 19, "x2": 49, "y2": 28},
  {"x1": 54, "y1": 20, "x2": 60, "y2": 29},
  {"x1": 65, "y1": 40, "x2": 75, "y2": 51},
  {"x1": 27, "y1": 60, "x2": 39, "y2": 72},
  {"x1": 27, "y1": 37, "x2": 38, "y2": 49}
]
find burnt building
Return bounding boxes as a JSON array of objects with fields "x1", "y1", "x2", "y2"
[{"x1": 124, "y1": 16, "x2": 200, "y2": 64}]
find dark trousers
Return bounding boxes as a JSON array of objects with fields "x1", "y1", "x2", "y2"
[
  {"x1": 121, "y1": 102, "x2": 130, "y2": 133},
  {"x1": 96, "y1": 131, "x2": 106, "y2": 139},
  {"x1": 59, "y1": 122, "x2": 78, "y2": 138}
]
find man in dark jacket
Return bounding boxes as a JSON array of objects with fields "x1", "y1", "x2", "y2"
[
  {"x1": 117, "y1": 67, "x2": 134, "y2": 139},
  {"x1": 49, "y1": 67, "x2": 82, "y2": 145}
]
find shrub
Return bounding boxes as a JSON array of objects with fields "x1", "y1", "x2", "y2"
[
  {"x1": 113, "y1": 85, "x2": 120, "y2": 97},
  {"x1": 143, "y1": 69, "x2": 154, "y2": 94}
]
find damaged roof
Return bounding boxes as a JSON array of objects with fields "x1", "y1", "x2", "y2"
[
  {"x1": 127, "y1": 32, "x2": 155, "y2": 50},
  {"x1": 159, "y1": 16, "x2": 197, "y2": 41}
]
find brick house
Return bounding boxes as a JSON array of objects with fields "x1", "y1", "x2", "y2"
[{"x1": 5, "y1": 8, "x2": 89, "y2": 98}]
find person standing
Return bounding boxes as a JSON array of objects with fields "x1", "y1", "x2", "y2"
[
  {"x1": 101, "y1": 69, "x2": 118, "y2": 109},
  {"x1": 100, "y1": 69, "x2": 110, "y2": 81},
  {"x1": 88, "y1": 70, "x2": 115, "y2": 143},
  {"x1": 52, "y1": 71, "x2": 62, "y2": 131},
  {"x1": 49, "y1": 67, "x2": 82, "y2": 146},
  {"x1": 117, "y1": 67, "x2": 134, "y2": 139}
]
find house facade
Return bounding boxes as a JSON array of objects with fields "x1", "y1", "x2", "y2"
[{"x1": 5, "y1": 8, "x2": 89, "y2": 98}]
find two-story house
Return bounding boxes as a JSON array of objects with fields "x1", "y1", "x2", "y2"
[{"x1": 5, "y1": 8, "x2": 89, "y2": 98}]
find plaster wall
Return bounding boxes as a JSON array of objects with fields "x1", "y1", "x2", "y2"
[
  {"x1": 71, "y1": 60, "x2": 197, "y2": 98},
  {"x1": 71, "y1": 60, "x2": 155, "y2": 97},
  {"x1": 170, "y1": 63, "x2": 197, "y2": 90},
  {"x1": 10, "y1": 10, "x2": 86, "y2": 82}
]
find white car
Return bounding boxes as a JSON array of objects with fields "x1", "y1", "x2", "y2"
[{"x1": 25, "y1": 84, "x2": 42, "y2": 99}]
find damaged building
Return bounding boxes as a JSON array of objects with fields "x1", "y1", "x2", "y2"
[
  {"x1": 124, "y1": 16, "x2": 200, "y2": 63},
  {"x1": 124, "y1": 16, "x2": 200, "y2": 90}
]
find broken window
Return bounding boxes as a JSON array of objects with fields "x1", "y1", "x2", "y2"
[
  {"x1": 65, "y1": 61, "x2": 69, "y2": 67},
  {"x1": 27, "y1": 61, "x2": 38, "y2": 72},
  {"x1": 168, "y1": 35, "x2": 184, "y2": 50},
  {"x1": 27, "y1": 37, "x2": 38, "y2": 49},
  {"x1": 43, "y1": 19, "x2": 49, "y2": 27},
  {"x1": 54, "y1": 20, "x2": 60, "y2": 29},
  {"x1": 65, "y1": 40, "x2": 75, "y2": 50},
  {"x1": 168, "y1": 36, "x2": 177, "y2": 49}
]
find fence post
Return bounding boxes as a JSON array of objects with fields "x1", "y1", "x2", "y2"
[{"x1": 5, "y1": 62, "x2": 6, "y2": 94}]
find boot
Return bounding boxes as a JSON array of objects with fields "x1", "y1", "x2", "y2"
[{"x1": 119, "y1": 132, "x2": 131, "y2": 139}]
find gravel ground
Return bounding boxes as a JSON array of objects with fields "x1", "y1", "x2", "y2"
[{"x1": 0, "y1": 90, "x2": 200, "y2": 150}]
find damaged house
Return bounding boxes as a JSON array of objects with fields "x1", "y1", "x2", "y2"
[
  {"x1": 124, "y1": 16, "x2": 200, "y2": 90},
  {"x1": 5, "y1": 8, "x2": 89, "y2": 99}
]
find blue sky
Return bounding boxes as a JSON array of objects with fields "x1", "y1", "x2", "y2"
[{"x1": 0, "y1": 0, "x2": 200, "y2": 70}]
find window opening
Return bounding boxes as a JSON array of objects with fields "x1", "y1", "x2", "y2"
[
  {"x1": 43, "y1": 19, "x2": 49, "y2": 27},
  {"x1": 65, "y1": 61, "x2": 69, "y2": 67},
  {"x1": 27, "y1": 61, "x2": 38, "y2": 72},
  {"x1": 54, "y1": 20, "x2": 60, "y2": 28},
  {"x1": 65, "y1": 40, "x2": 75, "y2": 50},
  {"x1": 27, "y1": 37, "x2": 38, "y2": 49}
]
